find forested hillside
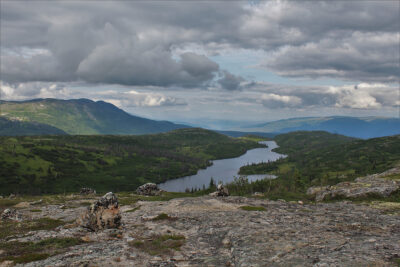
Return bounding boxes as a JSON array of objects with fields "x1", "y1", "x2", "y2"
[
  {"x1": 0, "y1": 117, "x2": 67, "y2": 136},
  {"x1": 237, "y1": 131, "x2": 400, "y2": 199},
  {"x1": 0, "y1": 128, "x2": 263, "y2": 194}
]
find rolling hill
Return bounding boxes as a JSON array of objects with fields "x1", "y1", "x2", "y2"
[
  {"x1": 0, "y1": 99, "x2": 188, "y2": 135},
  {"x1": 0, "y1": 117, "x2": 67, "y2": 136},
  {"x1": 244, "y1": 116, "x2": 400, "y2": 139}
]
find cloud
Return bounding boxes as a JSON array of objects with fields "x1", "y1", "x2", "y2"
[
  {"x1": 74, "y1": 24, "x2": 221, "y2": 87},
  {"x1": 260, "y1": 93, "x2": 302, "y2": 108},
  {"x1": 246, "y1": 82, "x2": 398, "y2": 110},
  {"x1": 0, "y1": 81, "x2": 69, "y2": 100},
  {"x1": 94, "y1": 89, "x2": 187, "y2": 108},
  {"x1": 1, "y1": 1, "x2": 398, "y2": 87},
  {"x1": 0, "y1": 80, "x2": 187, "y2": 109},
  {"x1": 265, "y1": 32, "x2": 399, "y2": 83},
  {"x1": 217, "y1": 71, "x2": 245, "y2": 91},
  {"x1": 327, "y1": 83, "x2": 385, "y2": 109},
  {"x1": 1, "y1": 20, "x2": 221, "y2": 87}
]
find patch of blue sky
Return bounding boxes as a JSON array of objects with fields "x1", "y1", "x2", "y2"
[{"x1": 210, "y1": 49, "x2": 348, "y2": 87}]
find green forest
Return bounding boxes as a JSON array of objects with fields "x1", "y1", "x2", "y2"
[
  {"x1": 0, "y1": 128, "x2": 263, "y2": 195},
  {"x1": 234, "y1": 131, "x2": 400, "y2": 199}
]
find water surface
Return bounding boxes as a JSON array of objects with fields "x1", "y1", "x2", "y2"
[{"x1": 158, "y1": 141, "x2": 286, "y2": 192}]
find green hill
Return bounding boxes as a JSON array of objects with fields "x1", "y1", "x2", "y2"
[
  {"x1": 0, "y1": 99, "x2": 187, "y2": 135},
  {"x1": 0, "y1": 117, "x2": 66, "y2": 136},
  {"x1": 237, "y1": 131, "x2": 400, "y2": 199},
  {"x1": 0, "y1": 128, "x2": 263, "y2": 195}
]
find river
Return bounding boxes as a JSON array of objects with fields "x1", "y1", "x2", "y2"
[{"x1": 158, "y1": 141, "x2": 286, "y2": 192}]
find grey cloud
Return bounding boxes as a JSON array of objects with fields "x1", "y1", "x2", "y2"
[
  {"x1": 180, "y1": 53, "x2": 219, "y2": 82},
  {"x1": 265, "y1": 32, "x2": 399, "y2": 83},
  {"x1": 1, "y1": 1, "x2": 398, "y2": 86},
  {"x1": 217, "y1": 71, "x2": 245, "y2": 91}
]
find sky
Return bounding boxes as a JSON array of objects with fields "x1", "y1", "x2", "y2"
[{"x1": 1, "y1": 0, "x2": 399, "y2": 128}]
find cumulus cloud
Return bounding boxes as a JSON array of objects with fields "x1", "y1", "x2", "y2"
[
  {"x1": 246, "y1": 82, "x2": 398, "y2": 110},
  {"x1": 265, "y1": 32, "x2": 399, "y2": 83},
  {"x1": 0, "y1": 81, "x2": 69, "y2": 100},
  {"x1": 1, "y1": 20, "x2": 221, "y2": 88},
  {"x1": 1, "y1": 1, "x2": 398, "y2": 86},
  {"x1": 260, "y1": 93, "x2": 302, "y2": 108},
  {"x1": 95, "y1": 90, "x2": 187, "y2": 108}
]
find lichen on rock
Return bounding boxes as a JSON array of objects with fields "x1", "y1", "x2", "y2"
[
  {"x1": 0, "y1": 208, "x2": 23, "y2": 221},
  {"x1": 136, "y1": 183, "x2": 162, "y2": 196},
  {"x1": 77, "y1": 192, "x2": 121, "y2": 231},
  {"x1": 209, "y1": 184, "x2": 229, "y2": 197}
]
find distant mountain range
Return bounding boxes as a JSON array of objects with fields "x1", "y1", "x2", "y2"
[
  {"x1": 244, "y1": 116, "x2": 400, "y2": 139},
  {"x1": 0, "y1": 99, "x2": 187, "y2": 135},
  {"x1": 1, "y1": 99, "x2": 399, "y2": 138}
]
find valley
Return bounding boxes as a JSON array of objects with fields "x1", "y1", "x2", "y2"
[
  {"x1": 0, "y1": 128, "x2": 263, "y2": 195},
  {"x1": 1, "y1": 99, "x2": 400, "y2": 267}
]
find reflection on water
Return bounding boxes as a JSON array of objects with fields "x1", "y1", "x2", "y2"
[{"x1": 158, "y1": 141, "x2": 286, "y2": 192}]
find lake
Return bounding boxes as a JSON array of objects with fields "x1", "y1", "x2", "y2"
[{"x1": 158, "y1": 141, "x2": 286, "y2": 192}]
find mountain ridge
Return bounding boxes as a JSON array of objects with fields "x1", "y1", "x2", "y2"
[
  {"x1": 0, "y1": 98, "x2": 188, "y2": 135},
  {"x1": 244, "y1": 116, "x2": 400, "y2": 139}
]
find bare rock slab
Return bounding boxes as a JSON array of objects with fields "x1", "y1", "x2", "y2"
[{"x1": 308, "y1": 167, "x2": 400, "y2": 201}]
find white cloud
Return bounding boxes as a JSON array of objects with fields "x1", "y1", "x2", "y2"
[
  {"x1": 262, "y1": 93, "x2": 301, "y2": 104},
  {"x1": 95, "y1": 89, "x2": 187, "y2": 108},
  {"x1": 0, "y1": 81, "x2": 70, "y2": 100},
  {"x1": 260, "y1": 93, "x2": 302, "y2": 108},
  {"x1": 328, "y1": 84, "x2": 382, "y2": 109}
]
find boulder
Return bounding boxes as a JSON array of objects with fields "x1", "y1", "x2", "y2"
[
  {"x1": 210, "y1": 184, "x2": 229, "y2": 197},
  {"x1": 1, "y1": 208, "x2": 23, "y2": 221},
  {"x1": 307, "y1": 168, "x2": 400, "y2": 202},
  {"x1": 80, "y1": 187, "x2": 96, "y2": 195},
  {"x1": 78, "y1": 192, "x2": 121, "y2": 231},
  {"x1": 136, "y1": 183, "x2": 162, "y2": 196}
]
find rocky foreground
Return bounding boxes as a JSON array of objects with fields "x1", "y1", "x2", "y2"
[{"x1": 1, "y1": 193, "x2": 400, "y2": 267}]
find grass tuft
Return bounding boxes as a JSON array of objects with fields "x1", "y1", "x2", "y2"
[
  {"x1": 125, "y1": 206, "x2": 141, "y2": 213},
  {"x1": 30, "y1": 209, "x2": 42, "y2": 212},
  {"x1": 0, "y1": 217, "x2": 65, "y2": 240},
  {"x1": 3, "y1": 253, "x2": 50, "y2": 264},
  {"x1": 240, "y1": 206, "x2": 266, "y2": 211},
  {"x1": 0, "y1": 237, "x2": 84, "y2": 264},
  {"x1": 129, "y1": 234, "x2": 185, "y2": 255},
  {"x1": 151, "y1": 213, "x2": 176, "y2": 221}
]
